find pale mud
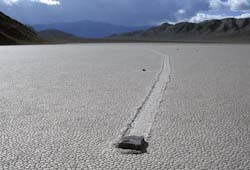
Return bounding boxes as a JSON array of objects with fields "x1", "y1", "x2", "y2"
[{"x1": 0, "y1": 43, "x2": 250, "y2": 170}]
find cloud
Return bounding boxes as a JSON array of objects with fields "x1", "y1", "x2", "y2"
[
  {"x1": 209, "y1": 0, "x2": 250, "y2": 12},
  {"x1": 0, "y1": 0, "x2": 249, "y2": 26},
  {"x1": 190, "y1": 13, "x2": 225, "y2": 23},
  {"x1": 0, "y1": 0, "x2": 211, "y2": 25},
  {"x1": 2, "y1": 0, "x2": 60, "y2": 5},
  {"x1": 31, "y1": 0, "x2": 60, "y2": 5},
  {"x1": 3, "y1": 0, "x2": 18, "y2": 5},
  {"x1": 190, "y1": 12, "x2": 250, "y2": 23},
  {"x1": 178, "y1": 9, "x2": 186, "y2": 14},
  {"x1": 238, "y1": 12, "x2": 250, "y2": 17}
]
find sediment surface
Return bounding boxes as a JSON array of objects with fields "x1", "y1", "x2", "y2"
[{"x1": 0, "y1": 43, "x2": 249, "y2": 169}]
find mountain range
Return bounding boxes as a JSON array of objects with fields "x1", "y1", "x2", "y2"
[
  {"x1": 1, "y1": 10, "x2": 250, "y2": 45},
  {"x1": 109, "y1": 18, "x2": 250, "y2": 43},
  {"x1": 32, "y1": 21, "x2": 151, "y2": 38}
]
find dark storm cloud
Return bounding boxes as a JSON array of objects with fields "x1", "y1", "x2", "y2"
[
  {"x1": 0, "y1": 0, "x2": 211, "y2": 25},
  {"x1": 2, "y1": 0, "x2": 249, "y2": 25}
]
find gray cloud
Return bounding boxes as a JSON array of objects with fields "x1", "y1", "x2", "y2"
[
  {"x1": 3, "y1": 0, "x2": 60, "y2": 5},
  {"x1": 0, "y1": 0, "x2": 211, "y2": 25},
  {"x1": 189, "y1": 12, "x2": 250, "y2": 23},
  {"x1": 209, "y1": 0, "x2": 250, "y2": 11},
  {"x1": 0, "y1": 0, "x2": 249, "y2": 26}
]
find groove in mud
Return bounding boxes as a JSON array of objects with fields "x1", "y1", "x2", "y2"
[{"x1": 114, "y1": 50, "x2": 171, "y2": 152}]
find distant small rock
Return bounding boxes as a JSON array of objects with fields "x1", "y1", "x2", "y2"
[{"x1": 142, "y1": 68, "x2": 147, "y2": 72}]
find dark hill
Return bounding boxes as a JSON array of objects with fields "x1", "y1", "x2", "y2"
[
  {"x1": 33, "y1": 21, "x2": 151, "y2": 38},
  {"x1": 0, "y1": 11, "x2": 41, "y2": 45},
  {"x1": 38, "y1": 29, "x2": 85, "y2": 43},
  {"x1": 109, "y1": 18, "x2": 250, "y2": 43}
]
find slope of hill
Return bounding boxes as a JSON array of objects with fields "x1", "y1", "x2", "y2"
[
  {"x1": 38, "y1": 29, "x2": 85, "y2": 43},
  {"x1": 0, "y1": 11, "x2": 40, "y2": 45},
  {"x1": 33, "y1": 20, "x2": 151, "y2": 38},
  {"x1": 110, "y1": 18, "x2": 250, "y2": 43}
]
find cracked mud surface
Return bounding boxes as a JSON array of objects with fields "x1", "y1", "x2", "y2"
[{"x1": 1, "y1": 43, "x2": 250, "y2": 169}]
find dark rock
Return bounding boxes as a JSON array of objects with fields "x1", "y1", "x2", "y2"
[
  {"x1": 117, "y1": 136, "x2": 148, "y2": 152},
  {"x1": 142, "y1": 68, "x2": 147, "y2": 72}
]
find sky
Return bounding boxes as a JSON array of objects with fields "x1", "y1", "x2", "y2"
[{"x1": 0, "y1": 0, "x2": 250, "y2": 26}]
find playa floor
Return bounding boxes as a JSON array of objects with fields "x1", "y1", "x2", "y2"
[{"x1": 0, "y1": 43, "x2": 249, "y2": 170}]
